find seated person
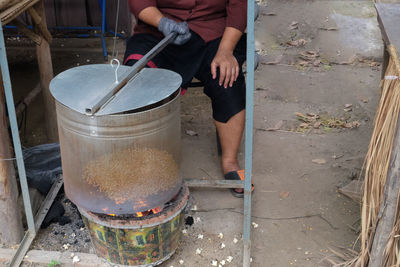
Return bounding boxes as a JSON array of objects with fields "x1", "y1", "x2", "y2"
[{"x1": 125, "y1": 0, "x2": 250, "y2": 197}]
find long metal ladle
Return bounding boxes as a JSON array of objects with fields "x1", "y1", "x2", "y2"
[{"x1": 85, "y1": 32, "x2": 177, "y2": 115}]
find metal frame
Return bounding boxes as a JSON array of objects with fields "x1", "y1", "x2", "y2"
[
  {"x1": 0, "y1": 19, "x2": 64, "y2": 267},
  {"x1": 1, "y1": 0, "x2": 255, "y2": 265},
  {"x1": 185, "y1": 1, "x2": 255, "y2": 266}
]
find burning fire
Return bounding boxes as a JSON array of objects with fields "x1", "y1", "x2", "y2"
[{"x1": 106, "y1": 206, "x2": 162, "y2": 218}]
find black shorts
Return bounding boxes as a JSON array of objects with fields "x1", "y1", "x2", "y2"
[{"x1": 124, "y1": 31, "x2": 247, "y2": 123}]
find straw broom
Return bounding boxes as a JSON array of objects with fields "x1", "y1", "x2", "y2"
[{"x1": 342, "y1": 45, "x2": 400, "y2": 267}]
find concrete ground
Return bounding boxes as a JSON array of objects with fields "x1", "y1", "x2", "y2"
[
  {"x1": 3, "y1": 0, "x2": 384, "y2": 266},
  {"x1": 175, "y1": 1, "x2": 382, "y2": 266}
]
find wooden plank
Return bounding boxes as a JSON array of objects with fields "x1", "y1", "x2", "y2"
[
  {"x1": 13, "y1": 18, "x2": 41, "y2": 45},
  {"x1": 15, "y1": 83, "x2": 41, "y2": 116},
  {"x1": 375, "y1": 3, "x2": 400, "y2": 51},
  {"x1": 185, "y1": 179, "x2": 244, "y2": 188},
  {"x1": 0, "y1": 0, "x2": 41, "y2": 25},
  {"x1": 0, "y1": 74, "x2": 24, "y2": 245},
  {"x1": 34, "y1": 0, "x2": 57, "y2": 141},
  {"x1": 87, "y1": 0, "x2": 133, "y2": 36},
  {"x1": 106, "y1": 0, "x2": 132, "y2": 36},
  {"x1": 0, "y1": 0, "x2": 19, "y2": 11},
  {"x1": 54, "y1": 0, "x2": 86, "y2": 27},
  {"x1": 86, "y1": 0, "x2": 102, "y2": 27},
  {"x1": 382, "y1": 43, "x2": 390, "y2": 79},
  {"x1": 42, "y1": 0, "x2": 55, "y2": 28},
  {"x1": 28, "y1": 6, "x2": 52, "y2": 43}
]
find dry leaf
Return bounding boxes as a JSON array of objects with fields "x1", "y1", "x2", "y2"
[
  {"x1": 185, "y1": 130, "x2": 198, "y2": 136},
  {"x1": 279, "y1": 191, "x2": 290, "y2": 199},
  {"x1": 296, "y1": 112, "x2": 318, "y2": 122},
  {"x1": 312, "y1": 159, "x2": 327, "y2": 164},
  {"x1": 344, "y1": 104, "x2": 353, "y2": 108},
  {"x1": 360, "y1": 98, "x2": 369, "y2": 103},
  {"x1": 299, "y1": 123, "x2": 309, "y2": 128},
  {"x1": 287, "y1": 39, "x2": 307, "y2": 47},
  {"x1": 369, "y1": 62, "x2": 380, "y2": 67},
  {"x1": 313, "y1": 121, "x2": 321, "y2": 129},
  {"x1": 306, "y1": 112, "x2": 319, "y2": 118},
  {"x1": 344, "y1": 107, "x2": 352, "y2": 112},
  {"x1": 298, "y1": 60, "x2": 309, "y2": 66},
  {"x1": 306, "y1": 50, "x2": 318, "y2": 55},
  {"x1": 345, "y1": 121, "x2": 360, "y2": 129},
  {"x1": 299, "y1": 51, "x2": 319, "y2": 61},
  {"x1": 319, "y1": 27, "x2": 338, "y2": 31},
  {"x1": 267, "y1": 120, "x2": 284, "y2": 131},
  {"x1": 289, "y1": 21, "x2": 298, "y2": 30},
  {"x1": 313, "y1": 59, "x2": 321, "y2": 67},
  {"x1": 339, "y1": 55, "x2": 358, "y2": 65}
]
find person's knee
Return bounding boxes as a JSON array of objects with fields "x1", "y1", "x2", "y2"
[{"x1": 125, "y1": 59, "x2": 138, "y2": 66}]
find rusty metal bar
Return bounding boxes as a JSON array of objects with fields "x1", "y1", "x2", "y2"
[{"x1": 185, "y1": 179, "x2": 244, "y2": 188}]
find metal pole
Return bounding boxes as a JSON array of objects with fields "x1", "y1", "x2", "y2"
[
  {"x1": 0, "y1": 21, "x2": 35, "y2": 234},
  {"x1": 100, "y1": 0, "x2": 107, "y2": 60},
  {"x1": 243, "y1": 0, "x2": 255, "y2": 266}
]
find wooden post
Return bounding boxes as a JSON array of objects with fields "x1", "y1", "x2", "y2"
[
  {"x1": 0, "y1": 77, "x2": 23, "y2": 245},
  {"x1": 34, "y1": 0, "x2": 57, "y2": 142}
]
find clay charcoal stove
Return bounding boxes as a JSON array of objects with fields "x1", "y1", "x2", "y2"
[{"x1": 50, "y1": 64, "x2": 187, "y2": 266}]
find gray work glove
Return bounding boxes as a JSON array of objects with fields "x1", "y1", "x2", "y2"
[{"x1": 158, "y1": 17, "x2": 191, "y2": 45}]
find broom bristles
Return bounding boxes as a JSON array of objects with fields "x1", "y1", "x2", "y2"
[{"x1": 342, "y1": 45, "x2": 400, "y2": 267}]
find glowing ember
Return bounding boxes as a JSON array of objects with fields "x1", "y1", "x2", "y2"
[
  {"x1": 103, "y1": 206, "x2": 163, "y2": 218},
  {"x1": 152, "y1": 206, "x2": 162, "y2": 214}
]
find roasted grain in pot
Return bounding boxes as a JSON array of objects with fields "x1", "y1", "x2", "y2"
[{"x1": 84, "y1": 148, "x2": 179, "y2": 204}]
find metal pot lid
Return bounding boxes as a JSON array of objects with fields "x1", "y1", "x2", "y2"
[{"x1": 50, "y1": 64, "x2": 182, "y2": 116}]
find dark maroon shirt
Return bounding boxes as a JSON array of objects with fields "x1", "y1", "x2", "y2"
[{"x1": 129, "y1": 0, "x2": 247, "y2": 43}]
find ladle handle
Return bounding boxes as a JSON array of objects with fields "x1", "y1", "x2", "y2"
[{"x1": 85, "y1": 32, "x2": 177, "y2": 115}]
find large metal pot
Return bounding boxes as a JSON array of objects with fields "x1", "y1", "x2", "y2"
[{"x1": 50, "y1": 65, "x2": 182, "y2": 214}]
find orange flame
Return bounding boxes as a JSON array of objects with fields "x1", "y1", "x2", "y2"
[
  {"x1": 103, "y1": 206, "x2": 163, "y2": 218},
  {"x1": 151, "y1": 207, "x2": 162, "y2": 214}
]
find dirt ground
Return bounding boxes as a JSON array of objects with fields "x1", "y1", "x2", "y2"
[{"x1": 4, "y1": 0, "x2": 385, "y2": 266}]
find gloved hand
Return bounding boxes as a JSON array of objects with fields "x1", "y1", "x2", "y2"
[{"x1": 158, "y1": 17, "x2": 191, "y2": 45}]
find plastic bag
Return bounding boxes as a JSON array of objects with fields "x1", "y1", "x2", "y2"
[{"x1": 23, "y1": 143, "x2": 62, "y2": 195}]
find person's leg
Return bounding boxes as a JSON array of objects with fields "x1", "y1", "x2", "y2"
[
  {"x1": 195, "y1": 36, "x2": 247, "y2": 193},
  {"x1": 215, "y1": 110, "x2": 245, "y2": 193},
  {"x1": 215, "y1": 110, "x2": 245, "y2": 174}
]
